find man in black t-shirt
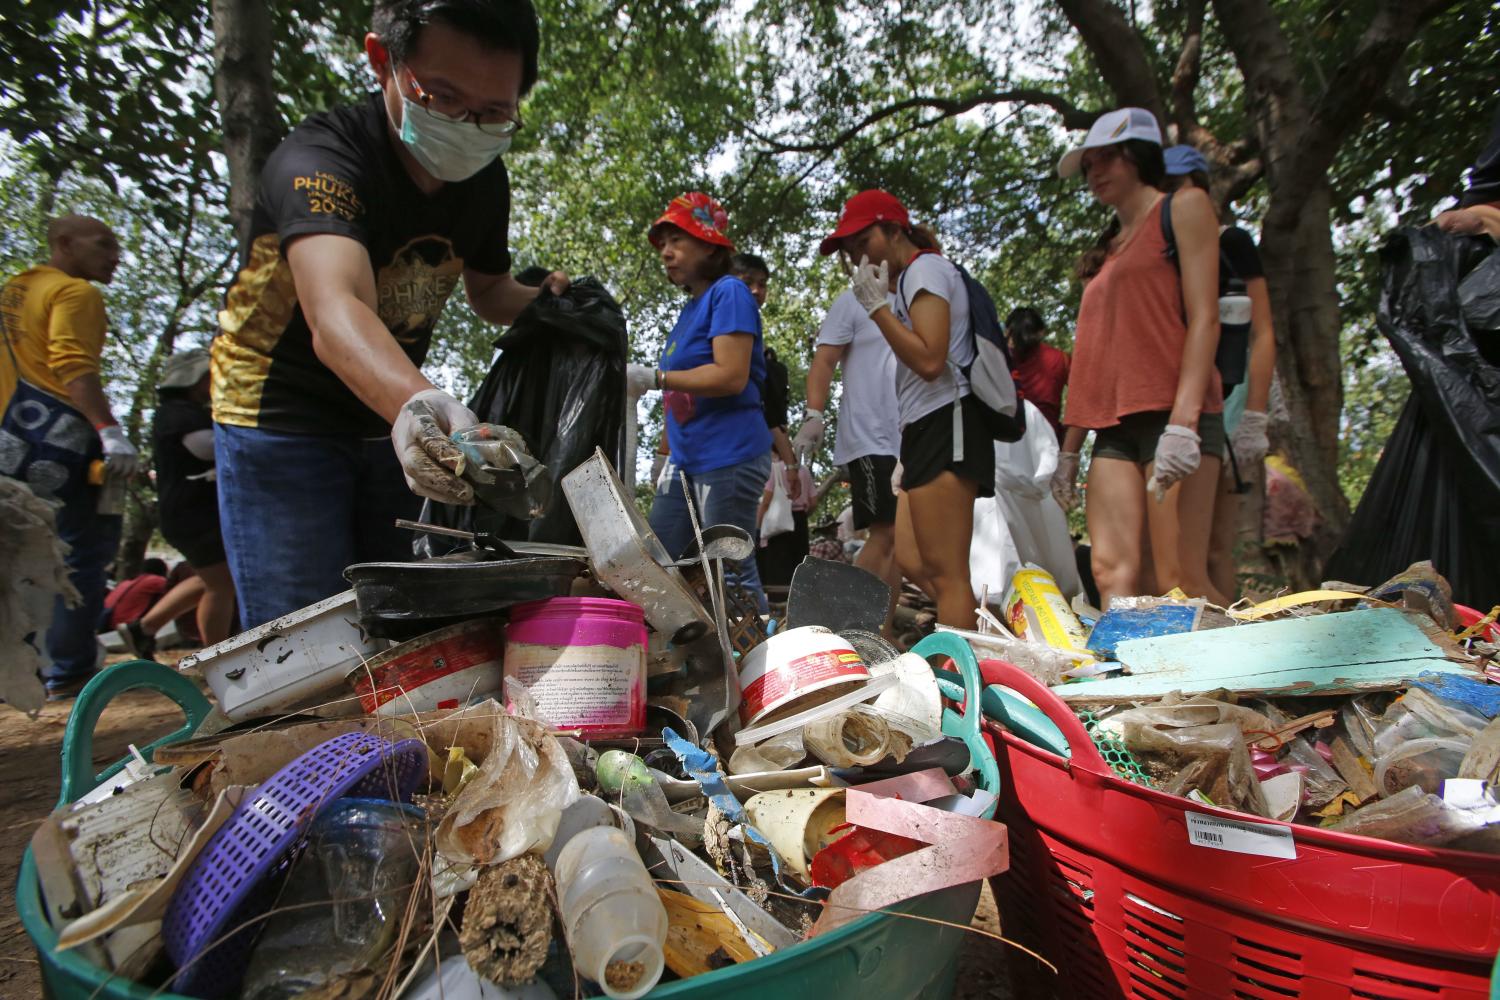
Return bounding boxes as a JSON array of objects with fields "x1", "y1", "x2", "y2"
[{"x1": 211, "y1": 0, "x2": 568, "y2": 627}]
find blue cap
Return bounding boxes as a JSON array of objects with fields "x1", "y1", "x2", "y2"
[{"x1": 1164, "y1": 145, "x2": 1210, "y2": 176}]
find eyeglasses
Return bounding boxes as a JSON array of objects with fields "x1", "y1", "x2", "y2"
[{"x1": 401, "y1": 65, "x2": 523, "y2": 138}]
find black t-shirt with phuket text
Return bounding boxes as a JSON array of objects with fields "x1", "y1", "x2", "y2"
[{"x1": 211, "y1": 92, "x2": 513, "y2": 437}]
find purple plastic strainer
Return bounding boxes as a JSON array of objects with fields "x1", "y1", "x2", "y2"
[{"x1": 161, "y1": 730, "x2": 429, "y2": 999}]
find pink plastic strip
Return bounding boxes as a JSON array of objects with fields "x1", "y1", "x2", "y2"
[{"x1": 809, "y1": 769, "x2": 1009, "y2": 937}]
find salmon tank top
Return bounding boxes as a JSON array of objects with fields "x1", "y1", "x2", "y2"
[{"x1": 1063, "y1": 198, "x2": 1223, "y2": 430}]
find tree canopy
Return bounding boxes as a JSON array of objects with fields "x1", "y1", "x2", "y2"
[{"x1": 2, "y1": 0, "x2": 1495, "y2": 579}]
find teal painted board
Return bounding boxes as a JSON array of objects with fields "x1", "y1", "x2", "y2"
[{"x1": 1053, "y1": 608, "x2": 1476, "y2": 703}]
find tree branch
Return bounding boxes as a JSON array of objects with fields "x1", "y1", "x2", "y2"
[
  {"x1": 1289, "y1": 0, "x2": 1457, "y2": 195},
  {"x1": 1055, "y1": 0, "x2": 1165, "y2": 122},
  {"x1": 1170, "y1": 0, "x2": 1207, "y2": 141},
  {"x1": 743, "y1": 89, "x2": 1094, "y2": 156}
]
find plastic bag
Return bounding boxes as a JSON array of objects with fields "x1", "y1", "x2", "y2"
[
  {"x1": 420, "y1": 273, "x2": 628, "y2": 550},
  {"x1": 761, "y1": 461, "x2": 794, "y2": 543},
  {"x1": 1458, "y1": 246, "x2": 1500, "y2": 331},
  {"x1": 1282, "y1": 735, "x2": 1349, "y2": 809},
  {"x1": 451, "y1": 423, "x2": 551, "y2": 520},
  {"x1": 1330, "y1": 784, "x2": 1493, "y2": 847},
  {"x1": 970, "y1": 402, "x2": 1083, "y2": 600},
  {"x1": 433, "y1": 699, "x2": 581, "y2": 881},
  {"x1": 1325, "y1": 228, "x2": 1500, "y2": 609},
  {"x1": 1117, "y1": 719, "x2": 1270, "y2": 817}
]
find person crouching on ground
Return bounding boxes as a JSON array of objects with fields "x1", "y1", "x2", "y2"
[
  {"x1": 1050, "y1": 108, "x2": 1226, "y2": 607},
  {"x1": 819, "y1": 190, "x2": 994, "y2": 630},
  {"x1": 640, "y1": 193, "x2": 772, "y2": 613}
]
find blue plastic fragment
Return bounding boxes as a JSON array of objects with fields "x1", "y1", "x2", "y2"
[
  {"x1": 1412, "y1": 671, "x2": 1500, "y2": 720},
  {"x1": 661, "y1": 727, "x2": 825, "y2": 898},
  {"x1": 1087, "y1": 605, "x2": 1201, "y2": 658}
]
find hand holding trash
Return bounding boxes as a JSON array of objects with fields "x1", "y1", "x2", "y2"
[
  {"x1": 391, "y1": 388, "x2": 478, "y2": 505},
  {"x1": 1231, "y1": 410, "x2": 1269, "y2": 467},
  {"x1": 1050, "y1": 450, "x2": 1080, "y2": 510},
  {"x1": 626, "y1": 363, "x2": 657, "y2": 399},
  {"x1": 450, "y1": 423, "x2": 553, "y2": 519},
  {"x1": 1147, "y1": 424, "x2": 1201, "y2": 499},
  {"x1": 99, "y1": 425, "x2": 139, "y2": 479},
  {"x1": 851, "y1": 256, "x2": 891, "y2": 317},
  {"x1": 792, "y1": 409, "x2": 824, "y2": 462}
]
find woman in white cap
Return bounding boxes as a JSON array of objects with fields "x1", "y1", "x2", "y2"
[
  {"x1": 818, "y1": 190, "x2": 994, "y2": 629},
  {"x1": 1051, "y1": 109, "x2": 1228, "y2": 607}
]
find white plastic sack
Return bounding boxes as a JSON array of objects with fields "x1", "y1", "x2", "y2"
[
  {"x1": 760, "y1": 460, "x2": 795, "y2": 543},
  {"x1": 971, "y1": 401, "x2": 1082, "y2": 601}
]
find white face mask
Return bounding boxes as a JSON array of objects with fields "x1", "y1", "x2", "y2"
[{"x1": 396, "y1": 95, "x2": 512, "y2": 182}]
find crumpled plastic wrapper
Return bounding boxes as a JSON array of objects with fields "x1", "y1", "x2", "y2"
[
  {"x1": 450, "y1": 424, "x2": 551, "y2": 520},
  {"x1": 430, "y1": 699, "x2": 580, "y2": 895},
  {"x1": 1, "y1": 479, "x2": 80, "y2": 716},
  {"x1": 1331, "y1": 784, "x2": 1496, "y2": 848},
  {"x1": 1116, "y1": 719, "x2": 1271, "y2": 818}
]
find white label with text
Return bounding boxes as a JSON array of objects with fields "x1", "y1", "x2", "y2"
[{"x1": 1186, "y1": 812, "x2": 1296, "y2": 859}]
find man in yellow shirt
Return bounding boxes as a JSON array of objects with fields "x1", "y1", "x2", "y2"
[{"x1": 1, "y1": 214, "x2": 137, "y2": 698}]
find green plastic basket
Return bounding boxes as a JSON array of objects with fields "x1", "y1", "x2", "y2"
[{"x1": 20, "y1": 646, "x2": 1000, "y2": 1000}]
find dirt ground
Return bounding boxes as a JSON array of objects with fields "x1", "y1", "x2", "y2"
[{"x1": 0, "y1": 654, "x2": 1013, "y2": 1000}]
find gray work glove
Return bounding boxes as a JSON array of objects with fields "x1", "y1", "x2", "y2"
[{"x1": 391, "y1": 388, "x2": 478, "y2": 505}]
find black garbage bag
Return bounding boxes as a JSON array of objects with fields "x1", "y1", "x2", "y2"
[
  {"x1": 418, "y1": 272, "x2": 628, "y2": 550},
  {"x1": 1325, "y1": 228, "x2": 1500, "y2": 608}
]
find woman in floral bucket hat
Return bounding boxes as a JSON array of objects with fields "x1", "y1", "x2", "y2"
[{"x1": 639, "y1": 192, "x2": 773, "y2": 611}]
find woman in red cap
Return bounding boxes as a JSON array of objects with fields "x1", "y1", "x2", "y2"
[
  {"x1": 1049, "y1": 108, "x2": 1227, "y2": 606},
  {"x1": 819, "y1": 189, "x2": 994, "y2": 630},
  {"x1": 640, "y1": 192, "x2": 773, "y2": 611}
]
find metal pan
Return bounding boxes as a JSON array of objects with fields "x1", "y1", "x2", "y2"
[{"x1": 344, "y1": 556, "x2": 584, "y2": 639}]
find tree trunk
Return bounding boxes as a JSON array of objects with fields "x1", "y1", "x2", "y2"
[
  {"x1": 1258, "y1": 181, "x2": 1350, "y2": 552},
  {"x1": 211, "y1": 0, "x2": 279, "y2": 247}
]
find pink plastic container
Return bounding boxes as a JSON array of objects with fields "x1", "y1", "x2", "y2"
[{"x1": 504, "y1": 597, "x2": 648, "y2": 736}]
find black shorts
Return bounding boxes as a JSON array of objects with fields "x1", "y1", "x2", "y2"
[
  {"x1": 899, "y1": 395, "x2": 996, "y2": 497},
  {"x1": 846, "y1": 454, "x2": 898, "y2": 530},
  {"x1": 162, "y1": 526, "x2": 226, "y2": 570}
]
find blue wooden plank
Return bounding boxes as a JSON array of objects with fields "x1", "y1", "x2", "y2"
[{"x1": 1053, "y1": 608, "x2": 1477, "y2": 702}]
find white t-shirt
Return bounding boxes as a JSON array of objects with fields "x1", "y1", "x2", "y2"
[
  {"x1": 815, "y1": 290, "x2": 900, "y2": 465},
  {"x1": 888, "y1": 254, "x2": 973, "y2": 429}
]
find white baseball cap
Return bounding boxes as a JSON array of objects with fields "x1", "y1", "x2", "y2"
[{"x1": 1056, "y1": 107, "x2": 1163, "y2": 179}]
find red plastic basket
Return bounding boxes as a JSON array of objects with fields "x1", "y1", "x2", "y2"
[{"x1": 978, "y1": 659, "x2": 1500, "y2": 1000}]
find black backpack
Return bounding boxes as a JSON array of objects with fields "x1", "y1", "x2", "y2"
[
  {"x1": 897, "y1": 251, "x2": 1027, "y2": 443},
  {"x1": 1160, "y1": 191, "x2": 1250, "y2": 390}
]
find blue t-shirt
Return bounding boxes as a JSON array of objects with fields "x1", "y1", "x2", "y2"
[{"x1": 660, "y1": 275, "x2": 772, "y2": 474}]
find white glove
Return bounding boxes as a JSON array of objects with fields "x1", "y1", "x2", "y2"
[
  {"x1": 890, "y1": 460, "x2": 904, "y2": 495},
  {"x1": 391, "y1": 388, "x2": 479, "y2": 505},
  {"x1": 851, "y1": 256, "x2": 891, "y2": 317},
  {"x1": 626, "y1": 363, "x2": 657, "y2": 398},
  {"x1": 1050, "y1": 451, "x2": 1080, "y2": 510},
  {"x1": 1230, "y1": 410, "x2": 1269, "y2": 467},
  {"x1": 792, "y1": 409, "x2": 825, "y2": 462},
  {"x1": 1151, "y1": 424, "x2": 1202, "y2": 494},
  {"x1": 98, "y1": 425, "x2": 139, "y2": 479}
]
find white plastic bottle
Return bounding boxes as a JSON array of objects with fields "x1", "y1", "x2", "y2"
[{"x1": 549, "y1": 825, "x2": 667, "y2": 1000}]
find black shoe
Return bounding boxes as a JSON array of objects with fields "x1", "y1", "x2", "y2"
[
  {"x1": 46, "y1": 676, "x2": 94, "y2": 701},
  {"x1": 116, "y1": 619, "x2": 158, "y2": 661}
]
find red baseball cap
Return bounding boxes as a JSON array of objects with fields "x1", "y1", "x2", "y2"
[
  {"x1": 648, "y1": 192, "x2": 735, "y2": 251},
  {"x1": 818, "y1": 189, "x2": 911, "y2": 256}
]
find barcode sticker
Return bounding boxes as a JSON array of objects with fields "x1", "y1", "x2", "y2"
[{"x1": 1186, "y1": 812, "x2": 1296, "y2": 859}]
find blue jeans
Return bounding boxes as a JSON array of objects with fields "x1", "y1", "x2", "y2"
[
  {"x1": 215, "y1": 423, "x2": 421, "y2": 629},
  {"x1": 649, "y1": 452, "x2": 772, "y2": 614},
  {"x1": 44, "y1": 495, "x2": 121, "y2": 687}
]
